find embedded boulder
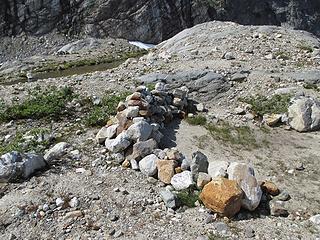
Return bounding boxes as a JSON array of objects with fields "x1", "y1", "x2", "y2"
[
  {"x1": 0, "y1": 151, "x2": 47, "y2": 182},
  {"x1": 288, "y1": 96, "x2": 320, "y2": 132}
]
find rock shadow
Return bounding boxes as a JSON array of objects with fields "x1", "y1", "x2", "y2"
[{"x1": 159, "y1": 118, "x2": 181, "y2": 149}]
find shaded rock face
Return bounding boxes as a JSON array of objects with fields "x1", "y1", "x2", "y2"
[{"x1": 1, "y1": 0, "x2": 320, "y2": 43}]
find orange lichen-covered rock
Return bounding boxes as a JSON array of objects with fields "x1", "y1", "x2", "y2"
[{"x1": 200, "y1": 178, "x2": 243, "y2": 217}]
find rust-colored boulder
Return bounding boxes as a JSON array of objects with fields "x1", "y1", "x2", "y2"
[
  {"x1": 157, "y1": 160, "x2": 176, "y2": 184},
  {"x1": 200, "y1": 178, "x2": 243, "y2": 218}
]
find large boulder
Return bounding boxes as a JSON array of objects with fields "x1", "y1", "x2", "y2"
[
  {"x1": 200, "y1": 178, "x2": 243, "y2": 218},
  {"x1": 105, "y1": 132, "x2": 131, "y2": 153},
  {"x1": 125, "y1": 120, "x2": 153, "y2": 142},
  {"x1": 227, "y1": 162, "x2": 262, "y2": 211},
  {"x1": 288, "y1": 96, "x2": 320, "y2": 132},
  {"x1": 0, "y1": 151, "x2": 47, "y2": 182},
  {"x1": 132, "y1": 139, "x2": 157, "y2": 160}
]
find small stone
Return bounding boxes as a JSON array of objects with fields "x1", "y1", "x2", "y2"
[
  {"x1": 197, "y1": 172, "x2": 212, "y2": 188},
  {"x1": 69, "y1": 197, "x2": 79, "y2": 208},
  {"x1": 109, "y1": 229, "x2": 116, "y2": 236},
  {"x1": 270, "y1": 200, "x2": 289, "y2": 217},
  {"x1": 244, "y1": 227, "x2": 255, "y2": 238},
  {"x1": 231, "y1": 73, "x2": 247, "y2": 82},
  {"x1": 309, "y1": 214, "x2": 320, "y2": 225},
  {"x1": 130, "y1": 159, "x2": 139, "y2": 170},
  {"x1": 132, "y1": 139, "x2": 157, "y2": 160},
  {"x1": 223, "y1": 52, "x2": 235, "y2": 60},
  {"x1": 191, "y1": 151, "x2": 209, "y2": 181},
  {"x1": 196, "y1": 103, "x2": 205, "y2": 112},
  {"x1": 44, "y1": 142, "x2": 69, "y2": 163},
  {"x1": 105, "y1": 132, "x2": 131, "y2": 153},
  {"x1": 261, "y1": 181, "x2": 280, "y2": 196},
  {"x1": 125, "y1": 106, "x2": 140, "y2": 118},
  {"x1": 234, "y1": 107, "x2": 245, "y2": 115},
  {"x1": 171, "y1": 171, "x2": 194, "y2": 190},
  {"x1": 56, "y1": 198, "x2": 65, "y2": 207},
  {"x1": 113, "y1": 230, "x2": 123, "y2": 238},
  {"x1": 43, "y1": 204, "x2": 49, "y2": 212},
  {"x1": 263, "y1": 114, "x2": 282, "y2": 127},
  {"x1": 160, "y1": 189, "x2": 178, "y2": 209},
  {"x1": 122, "y1": 159, "x2": 130, "y2": 168},
  {"x1": 276, "y1": 191, "x2": 291, "y2": 201},
  {"x1": 155, "y1": 82, "x2": 166, "y2": 91},
  {"x1": 117, "y1": 101, "x2": 126, "y2": 112},
  {"x1": 125, "y1": 120, "x2": 153, "y2": 141},
  {"x1": 109, "y1": 214, "x2": 119, "y2": 222},
  {"x1": 64, "y1": 210, "x2": 83, "y2": 219},
  {"x1": 157, "y1": 160, "x2": 176, "y2": 184}
]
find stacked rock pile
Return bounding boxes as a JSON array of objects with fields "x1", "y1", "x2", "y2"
[
  {"x1": 95, "y1": 83, "x2": 189, "y2": 169},
  {"x1": 96, "y1": 83, "x2": 287, "y2": 218}
]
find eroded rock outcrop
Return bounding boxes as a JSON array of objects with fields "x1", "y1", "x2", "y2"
[{"x1": 1, "y1": 0, "x2": 320, "y2": 43}]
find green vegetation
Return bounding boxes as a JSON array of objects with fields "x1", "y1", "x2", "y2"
[
  {"x1": 303, "y1": 83, "x2": 319, "y2": 91},
  {"x1": 185, "y1": 115, "x2": 259, "y2": 149},
  {"x1": 275, "y1": 51, "x2": 290, "y2": 60},
  {"x1": 83, "y1": 92, "x2": 129, "y2": 127},
  {"x1": 239, "y1": 94, "x2": 292, "y2": 116},
  {"x1": 206, "y1": 121, "x2": 258, "y2": 149},
  {"x1": 176, "y1": 190, "x2": 200, "y2": 208},
  {"x1": 0, "y1": 128, "x2": 53, "y2": 155},
  {"x1": 146, "y1": 82, "x2": 156, "y2": 91},
  {"x1": 298, "y1": 43, "x2": 313, "y2": 53},
  {"x1": 186, "y1": 115, "x2": 207, "y2": 126},
  {"x1": 0, "y1": 87, "x2": 74, "y2": 122}
]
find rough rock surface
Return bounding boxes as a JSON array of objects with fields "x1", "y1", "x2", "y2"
[
  {"x1": 170, "y1": 171, "x2": 194, "y2": 190},
  {"x1": 200, "y1": 178, "x2": 243, "y2": 218},
  {"x1": 156, "y1": 160, "x2": 176, "y2": 184},
  {"x1": 288, "y1": 96, "x2": 320, "y2": 132},
  {"x1": 138, "y1": 154, "x2": 158, "y2": 177},
  {"x1": 1, "y1": 0, "x2": 320, "y2": 42},
  {"x1": 207, "y1": 161, "x2": 229, "y2": 178},
  {"x1": 227, "y1": 163, "x2": 262, "y2": 211},
  {"x1": 44, "y1": 142, "x2": 69, "y2": 163},
  {"x1": 0, "y1": 151, "x2": 46, "y2": 182}
]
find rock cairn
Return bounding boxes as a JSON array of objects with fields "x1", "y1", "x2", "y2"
[
  {"x1": 96, "y1": 82, "x2": 189, "y2": 169},
  {"x1": 96, "y1": 83, "x2": 287, "y2": 218}
]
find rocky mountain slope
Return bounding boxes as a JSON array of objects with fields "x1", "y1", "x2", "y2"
[{"x1": 1, "y1": 0, "x2": 320, "y2": 43}]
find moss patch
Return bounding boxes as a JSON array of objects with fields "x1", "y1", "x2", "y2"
[
  {"x1": 239, "y1": 94, "x2": 291, "y2": 116},
  {"x1": 0, "y1": 87, "x2": 75, "y2": 122}
]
